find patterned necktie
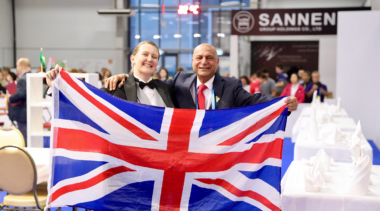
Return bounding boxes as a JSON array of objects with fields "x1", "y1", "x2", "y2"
[{"x1": 197, "y1": 84, "x2": 208, "y2": 109}]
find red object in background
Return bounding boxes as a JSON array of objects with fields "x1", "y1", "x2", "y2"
[
  {"x1": 178, "y1": 5, "x2": 199, "y2": 15},
  {"x1": 6, "y1": 82, "x2": 17, "y2": 95}
]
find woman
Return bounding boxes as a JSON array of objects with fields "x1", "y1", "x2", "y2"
[
  {"x1": 157, "y1": 67, "x2": 169, "y2": 81},
  {"x1": 6, "y1": 72, "x2": 17, "y2": 83},
  {"x1": 0, "y1": 71, "x2": 7, "y2": 87},
  {"x1": 46, "y1": 41, "x2": 176, "y2": 108},
  {"x1": 0, "y1": 71, "x2": 7, "y2": 96},
  {"x1": 239, "y1": 75, "x2": 251, "y2": 92},
  {"x1": 281, "y1": 73, "x2": 305, "y2": 103}
]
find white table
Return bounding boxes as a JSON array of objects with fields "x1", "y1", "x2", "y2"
[
  {"x1": 281, "y1": 161, "x2": 380, "y2": 211},
  {"x1": 25, "y1": 147, "x2": 50, "y2": 184},
  {"x1": 294, "y1": 129, "x2": 373, "y2": 162}
]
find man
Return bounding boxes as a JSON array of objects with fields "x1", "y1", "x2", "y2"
[
  {"x1": 259, "y1": 69, "x2": 276, "y2": 96},
  {"x1": 275, "y1": 63, "x2": 288, "y2": 96},
  {"x1": 302, "y1": 70, "x2": 312, "y2": 90},
  {"x1": 298, "y1": 69, "x2": 305, "y2": 85},
  {"x1": 305, "y1": 71, "x2": 328, "y2": 103},
  {"x1": 106, "y1": 43, "x2": 298, "y2": 111},
  {"x1": 7, "y1": 58, "x2": 31, "y2": 145}
]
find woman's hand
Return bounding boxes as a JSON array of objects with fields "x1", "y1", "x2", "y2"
[
  {"x1": 46, "y1": 64, "x2": 61, "y2": 86},
  {"x1": 104, "y1": 74, "x2": 128, "y2": 90}
]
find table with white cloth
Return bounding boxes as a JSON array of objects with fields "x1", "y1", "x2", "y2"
[
  {"x1": 281, "y1": 161, "x2": 380, "y2": 211},
  {"x1": 292, "y1": 107, "x2": 353, "y2": 143},
  {"x1": 25, "y1": 147, "x2": 50, "y2": 184},
  {"x1": 294, "y1": 129, "x2": 373, "y2": 162}
]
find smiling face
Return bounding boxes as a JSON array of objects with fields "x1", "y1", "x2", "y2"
[
  {"x1": 130, "y1": 43, "x2": 159, "y2": 80},
  {"x1": 290, "y1": 73, "x2": 299, "y2": 84},
  {"x1": 192, "y1": 44, "x2": 219, "y2": 83}
]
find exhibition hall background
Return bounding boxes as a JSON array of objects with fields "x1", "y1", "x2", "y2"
[{"x1": 0, "y1": 0, "x2": 380, "y2": 145}]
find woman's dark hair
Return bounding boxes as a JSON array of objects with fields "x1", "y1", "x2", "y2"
[
  {"x1": 8, "y1": 72, "x2": 17, "y2": 81},
  {"x1": 290, "y1": 72, "x2": 299, "y2": 81},
  {"x1": 158, "y1": 68, "x2": 169, "y2": 79},
  {"x1": 239, "y1": 75, "x2": 250, "y2": 85}
]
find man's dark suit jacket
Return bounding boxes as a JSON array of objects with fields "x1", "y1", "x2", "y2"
[
  {"x1": 102, "y1": 74, "x2": 176, "y2": 108},
  {"x1": 8, "y1": 70, "x2": 31, "y2": 123},
  {"x1": 168, "y1": 72, "x2": 277, "y2": 109}
]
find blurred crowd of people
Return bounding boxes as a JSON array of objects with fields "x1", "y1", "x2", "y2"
[{"x1": 239, "y1": 64, "x2": 328, "y2": 103}]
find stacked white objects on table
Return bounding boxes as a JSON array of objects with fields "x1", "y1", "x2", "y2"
[
  {"x1": 281, "y1": 160, "x2": 380, "y2": 211},
  {"x1": 25, "y1": 147, "x2": 50, "y2": 184},
  {"x1": 294, "y1": 121, "x2": 373, "y2": 162},
  {"x1": 292, "y1": 98, "x2": 353, "y2": 143}
]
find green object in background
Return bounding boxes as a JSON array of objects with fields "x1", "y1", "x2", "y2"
[
  {"x1": 40, "y1": 50, "x2": 46, "y2": 69},
  {"x1": 55, "y1": 61, "x2": 66, "y2": 68}
]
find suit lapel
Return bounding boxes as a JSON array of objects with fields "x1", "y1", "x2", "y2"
[
  {"x1": 124, "y1": 75, "x2": 138, "y2": 102},
  {"x1": 211, "y1": 72, "x2": 225, "y2": 109},
  {"x1": 183, "y1": 74, "x2": 197, "y2": 108},
  {"x1": 154, "y1": 81, "x2": 174, "y2": 107}
]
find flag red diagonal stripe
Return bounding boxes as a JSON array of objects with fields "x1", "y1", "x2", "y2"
[
  {"x1": 196, "y1": 178, "x2": 280, "y2": 211},
  {"x1": 60, "y1": 70, "x2": 157, "y2": 141},
  {"x1": 218, "y1": 104, "x2": 287, "y2": 146},
  {"x1": 51, "y1": 166, "x2": 134, "y2": 202}
]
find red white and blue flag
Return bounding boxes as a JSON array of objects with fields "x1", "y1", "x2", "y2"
[{"x1": 47, "y1": 70, "x2": 288, "y2": 211}]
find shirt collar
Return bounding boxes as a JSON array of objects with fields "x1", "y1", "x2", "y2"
[
  {"x1": 134, "y1": 74, "x2": 152, "y2": 83},
  {"x1": 197, "y1": 75, "x2": 215, "y2": 90},
  {"x1": 19, "y1": 70, "x2": 31, "y2": 78}
]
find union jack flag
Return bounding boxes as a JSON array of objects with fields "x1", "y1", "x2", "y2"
[{"x1": 47, "y1": 70, "x2": 288, "y2": 211}]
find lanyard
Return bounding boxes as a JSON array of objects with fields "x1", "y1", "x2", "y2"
[{"x1": 194, "y1": 80, "x2": 216, "y2": 110}]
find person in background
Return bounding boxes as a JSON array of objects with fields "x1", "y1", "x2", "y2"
[
  {"x1": 7, "y1": 58, "x2": 31, "y2": 145},
  {"x1": 176, "y1": 66, "x2": 184, "y2": 73},
  {"x1": 258, "y1": 69, "x2": 276, "y2": 96},
  {"x1": 6, "y1": 72, "x2": 17, "y2": 84},
  {"x1": 223, "y1": 72, "x2": 230, "y2": 77},
  {"x1": 36, "y1": 66, "x2": 45, "y2": 73},
  {"x1": 298, "y1": 69, "x2": 305, "y2": 85},
  {"x1": 2, "y1": 67, "x2": 10, "y2": 83},
  {"x1": 0, "y1": 71, "x2": 7, "y2": 87},
  {"x1": 157, "y1": 67, "x2": 170, "y2": 80},
  {"x1": 0, "y1": 71, "x2": 6, "y2": 97},
  {"x1": 305, "y1": 71, "x2": 328, "y2": 103},
  {"x1": 275, "y1": 63, "x2": 288, "y2": 96},
  {"x1": 239, "y1": 75, "x2": 251, "y2": 92},
  {"x1": 302, "y1": 71, "x2": 312, "y2": 89},
  {"x1": 249, "y1": 71, "x2": 261, "y2": 94},
  {"x1": 102, "y1": 68, "x2": 112, "y2": 83},
  {"x1": 281, "y1": 73, "x2": 305, "y2": 103}
]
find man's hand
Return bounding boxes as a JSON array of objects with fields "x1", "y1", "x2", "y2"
[
  {"x1": 46, "y1": 64, "x2": 61, "y2": 87},
  {"x1": 104, "y1": 74, "x2": 128, "y2": 91},
  {"x1": 312, "y1": 84, "x2": 318, "y2": 91},
  {"x1": 285, "y1": 96, "x2": 298, "y2": 112}
]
